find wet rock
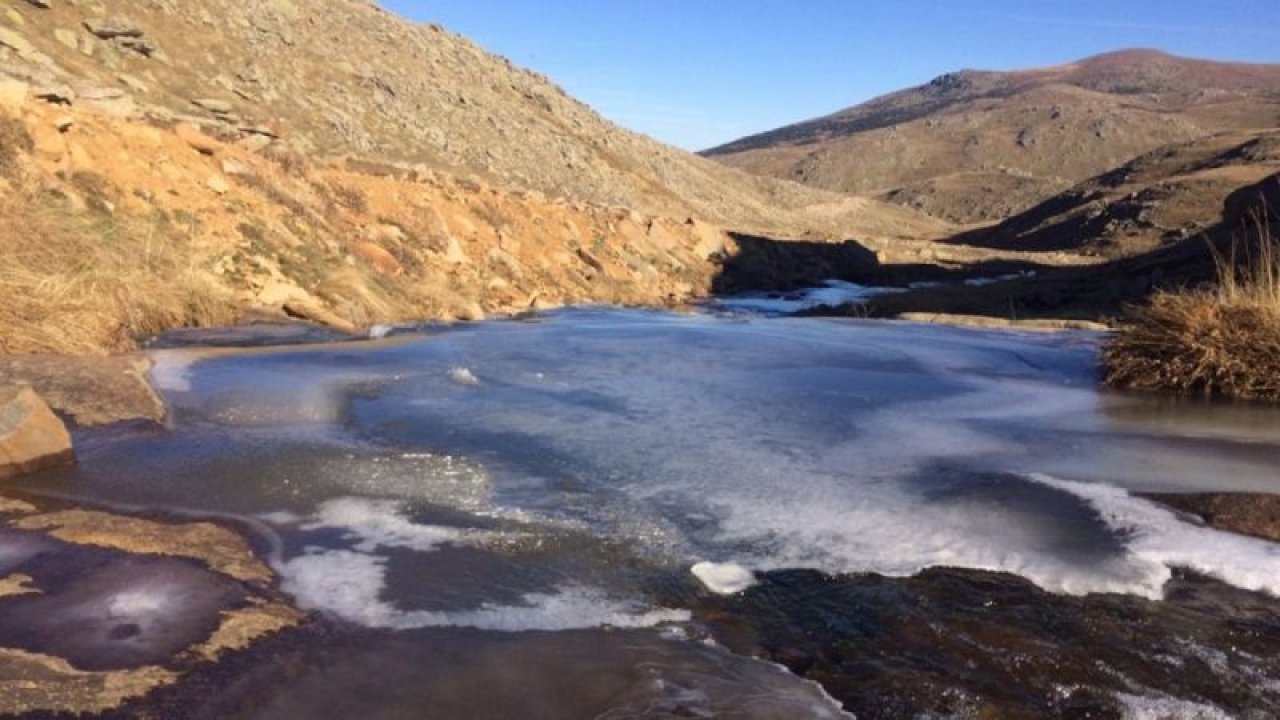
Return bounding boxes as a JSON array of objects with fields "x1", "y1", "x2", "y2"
[
  {"x1": 0, "y1": 501, "x2": 304, "y2": 715},
  {"x1": 0, "y1": 554, "x2": 247, "y2": 670},
  {"x1": 0, "y1": 647, "x2": 177, "y2": 715},
  {"x1": 0, "y1": 574, "x2": 38, "y2": 598},
  {"x1": 696, "y1": 567, "x2": 1280, "y2": 719},
  {"x1": 0, "y1": 385, "x2": 74, "y2": 480},
  {"x1": 0, "y1": 355, "x2": 166, "y2": 427},
  {"x1": 1145, "y1": 493, "x2": 1280, "y2": 543},
  {"x1": 12, "y1": 509, "x2": 274, "y2": 584}
]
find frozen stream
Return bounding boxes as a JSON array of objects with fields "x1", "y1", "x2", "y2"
[{"x1": 20, "y1": 308, "x2": 1280, "y2": 718}]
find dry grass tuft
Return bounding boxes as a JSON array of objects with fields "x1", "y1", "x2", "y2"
[
  {"x1": 0, "y1": 194, "x2": 239, "y2": 355},
  {"x1": 1104, "y1": 214, "x2": 1280, "y2": 400},
  {"x1": 0, "y1": 114, "x2": 33, "y2": 176}
]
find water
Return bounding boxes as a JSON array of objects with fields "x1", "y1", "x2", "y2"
[{"x1": 16, "y1": 308, "x2": 1280, "y2": 717}]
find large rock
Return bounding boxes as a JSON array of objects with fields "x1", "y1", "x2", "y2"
[
  {"x1": 174, "y1": 122, "x2": 219, "y2": 155},
  {"x1": 0, "y1": 385, "x2": 74, "y2": 479}
]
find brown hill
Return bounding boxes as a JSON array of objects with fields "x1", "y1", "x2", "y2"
[
  {"x1": 704, "y1": 50, "x2": 1280, "y2": 224},
  {"x1": 947, "y1": 129, "x2": 1280, "y2": 257},
  {"x1": 854, "y1": 159, "x2": 1280, "y2": 323},
  {"x1": 0, "y1": 0, "x2": 942, "y2": 242},
  {"x1": 0, "y1": 0, "x2": 959, "y2": 355}
]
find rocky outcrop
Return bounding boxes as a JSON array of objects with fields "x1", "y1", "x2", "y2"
[
  {"x1": 0, "y1": 357, "x2": 166, "y2": 427},
  {"x1": 0, "y1": 385, "x2": 74, "y2": 479}
]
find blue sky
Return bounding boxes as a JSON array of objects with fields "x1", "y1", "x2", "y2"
[{"x1": 381, "y1": 1, "x2": 1280, "y2": 151}]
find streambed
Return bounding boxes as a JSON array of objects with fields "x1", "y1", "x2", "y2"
[{"x1": 10, "y1": 308, "x2": 1280, "y2": 718}]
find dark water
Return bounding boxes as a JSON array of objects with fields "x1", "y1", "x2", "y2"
[{"x1": 14, "y1": 309, "x2": 1280, "y2": 718}]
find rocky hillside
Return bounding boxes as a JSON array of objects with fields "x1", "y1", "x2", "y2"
[
  {"x1": 704, "y1": 50, "x2": 1280, "y2": 224},
  {"x1": 0, "y1": 88, "x2": 763, "y2": 355},
  {"x1": 950, "y1": 129, "x2": 1280, "y2": 257},
  {"x1": 0, "y1": 0, "x2": 941, "y2": 241},
  {"x1": 0, "y1": 0, "x2": 966, "y2": 355}
]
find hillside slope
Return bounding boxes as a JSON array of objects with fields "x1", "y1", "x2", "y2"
[
  {"x1": 0, "y1": 0, "x2": 942, "y2": 241},
  {"x1": 949, "y1": 129, "x2": 1280, "y2": 257},
  {"x1": 704, "y1": 50, "x2": 1280, "y2": 224},
  {"x1": 0, "y1": 94, "x2": 747, "y2": 354}
]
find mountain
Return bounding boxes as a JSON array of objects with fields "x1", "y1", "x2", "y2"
[{"x1": 703, "y1": 50, "x2": 1280, "y2": 224}]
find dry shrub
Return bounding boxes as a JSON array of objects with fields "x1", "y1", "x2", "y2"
[
  {"x1": 0, "y1": 194, "x2": 239, "y2": 355},
  {"x1": 1104, "y1": 214, "x2": 1280, "y2": 400},
  {"x1": 314, "y1": 266, "x2": 409, "y2": 327}
]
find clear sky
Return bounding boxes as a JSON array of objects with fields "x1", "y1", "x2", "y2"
[{"x1": 380, "y1": 1, "x2": 1280, "y2": 151}]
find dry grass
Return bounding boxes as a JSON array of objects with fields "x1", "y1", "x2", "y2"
[
  {"x1": 0, "y1": 194, "x2": 239, "y2": 355},
  {"x1": 0, "y1": 115, "x2": 33, "y2": 176},
  {"x1": 1104, "y1": 214, "x2": 1280, "y2": 400}
]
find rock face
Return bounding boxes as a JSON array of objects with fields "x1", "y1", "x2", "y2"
[{"x1": 0, "y1": 385, "x2": 74, "y2": 479}]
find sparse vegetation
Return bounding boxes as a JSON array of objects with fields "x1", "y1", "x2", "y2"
[
  {"x1": 1104, "y1": 215, "x2": 1280, "y2": 401},
  {"x1": 0, "y1": 193, "x2": 239, "y2": 355}
]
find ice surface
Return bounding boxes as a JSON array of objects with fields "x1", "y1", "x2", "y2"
[
  {"x1": 1033, "y1": 474, "x2": 1280, "y2": 598},
  {"x1": 691, "y1": 562, "x2": 756, "y2": 595},
  {"x1": 280, "y1": 548, "x2": 689, "y2": 630},
  {"x1": 139, "y1": 309, "x2": 1280, "y2": 612},
  {"x1": 296, "y1": 497, "x2": 462, "y2": 553},
  {"x1": 148, "y1": 349, "x2": 196, "y2": 392},
  {"x1": 1115, "y1": 693, "x2": 1233, "y2": 720},
  {"x1": 710, "y1": 280, "x2": 899, "y2": 314},
  {"x1": 447, "y1": 367, "x2": 480, "y2": 386}
]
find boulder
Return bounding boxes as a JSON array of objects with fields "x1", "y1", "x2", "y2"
[
  {"x1": 174, "y1": 122, "x2": 219, "y2": 155},
  {"x1": 205, "y1": 173, "x2": 229, "y2": 195},
  {"x1": 281, "y1": 298, "x2": 357, "y2": 334},
  {"x1": 0, "y1": 385, "x2": 74, "y2": 480}
]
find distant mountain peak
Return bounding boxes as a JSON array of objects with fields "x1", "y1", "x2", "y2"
[{"x1": 704, "y1": 49, "x2": 1280, "y2": 225}]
